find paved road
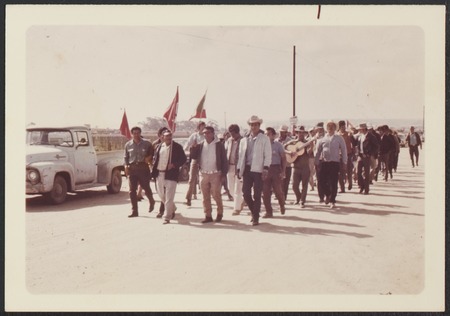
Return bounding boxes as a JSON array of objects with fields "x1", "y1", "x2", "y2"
[{"x1": 26, "y1": 147, "x2": 424, "y2": 297}]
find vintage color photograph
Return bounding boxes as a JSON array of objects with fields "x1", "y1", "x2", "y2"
[{"x1": 6, "y1": 4, "x2": 445, "y2": 312}]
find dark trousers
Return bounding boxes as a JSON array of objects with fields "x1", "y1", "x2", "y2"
[
  {"x1": 319, "y1": 161, "x2": 340, "y2": 203},
  {"x1": 392, "y1": 151, "x2": 399, "y2": 171},
  {"x1": 339, "y1": 154, "x2": 354, "y2": 191},
  {"x1": 357, "y1": 156, "x2": 371, "y2": 194},
  {"x1": 282, "y1": 167, "x2": 292, "y2": 200},
  {"x1": 128, "y1": 165, "x2": 154, "y2": 213},
  {"x1": 242, "y1": 166, "x2": 263, "y2": 221},
  {"x1": 379, "y1": 152, "x2": 392, "y2": 180},
  {"x1": 409, "y1": 145, "x2": 419, "y2": 166},
  {"x1": 292, "y1": 166, "x2": 310, "y2": 204},
  {"x1": 262, "y1": 165, "x2": 285, "y2": 213},
  {"x1": 316, "y1": 162, "x2": 324, "y2": 201}
]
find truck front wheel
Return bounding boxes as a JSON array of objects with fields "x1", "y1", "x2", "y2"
[
  {"x1": 45, "y1": 175, "x2": 68, "y2": 204},
  {"x1": 107, "y1": 169, "x2": 122, "y2": 194}
]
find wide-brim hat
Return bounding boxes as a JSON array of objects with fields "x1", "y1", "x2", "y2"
[
  {"x1": 162, "y1": 130, "x2": 173, "y2": 136},
  {"x1": 315, "y1": 122, "x2": 324, "y2": 129},
  {"x1": 358, "y1": 123, "x2": 367, "y2": 130},
  {"x1": 366, "y1": 123, "x2": 373, "y2": 129},
  {"x1": 295, "y1": 125, "x2": 307, "y2": 133},
  {"x1": 326, "y1": 120, "x2": 337, "y2": 129},
  {"x1": 247, "y1": 115, "x2": 263, "y2": 125},
  {"x1": 278, "y1": 124, "x2": 289, "y2": 132}
]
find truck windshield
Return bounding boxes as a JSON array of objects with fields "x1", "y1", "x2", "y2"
[{"x1": 27, "y1": 130, "x2": 74, "y2": 147}]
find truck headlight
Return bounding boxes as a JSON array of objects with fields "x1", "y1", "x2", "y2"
[{"x1": 27, "y1": 169, "x2": 40, "y2": 184}]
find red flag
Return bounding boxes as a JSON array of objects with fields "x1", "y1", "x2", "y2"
[
  {"x1": 120, "y1": 110, "x2": 131, "y2": 140},
  {"x1": 163, "y1": 87, "x2": 179, "y2": 132},
  {"x1": 189, "y1": 91, "x2": 207, "y2": 120}
]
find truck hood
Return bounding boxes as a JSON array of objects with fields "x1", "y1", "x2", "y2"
[{"x1": 26, "y1": 145, "x2": 68, "y2": 165}]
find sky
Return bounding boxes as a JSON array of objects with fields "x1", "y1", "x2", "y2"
[{"x1": 26, "y1": 24, "x2": 424, "y2": 129}]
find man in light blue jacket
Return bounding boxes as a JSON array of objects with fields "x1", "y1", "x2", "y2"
[{"x1": 237, "y1": 115, "x2": 272, "y2": 226}]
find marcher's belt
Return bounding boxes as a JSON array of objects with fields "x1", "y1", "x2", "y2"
[{"x1": 201, "y1": 170, "x2": 220, "y2": 174}]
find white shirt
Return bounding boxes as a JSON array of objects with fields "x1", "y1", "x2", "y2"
[
  {"x1": 200, "y1": 140, "x2": 218, "y2": 173},
  {"x1": 158, "y1": 142, "x2": 171, "y2": 171}
]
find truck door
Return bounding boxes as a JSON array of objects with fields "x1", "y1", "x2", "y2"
[{"x1": 73, "y1": 131, "x2": 97, "y2": 184}]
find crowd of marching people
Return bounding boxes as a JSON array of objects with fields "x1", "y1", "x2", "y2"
[{"x1": 123, "y1": 115, "x2": 422, "y2": 225}]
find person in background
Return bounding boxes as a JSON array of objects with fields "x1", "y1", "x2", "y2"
[
  {"x1": 152, "y1": 130, "x2": 187, "y2": 224},
  {"x1": 367, "y1": 123, "x2": 381, "y2": 183},
  {"x1": 237, "y1": 115, "x2": 272, "y2": 226},
  {"x1": 307, "y1": 127, "x2": 316, "y2": 192},
  {"x1": 218, "y1": 133, "x2": 233, "y2": 201},
  {"x1": 262, "y1": 127, "x2": 286, "y2": 218},
  {"x1": 276, "y1": 125, "x2": 294, "y2": 201},
  {"x1": 285, "y1": 126, "x2": 312, "y2": 208},
  {"x1": 405, "y1": 126, "x2": 422, "y2": 167},
  {"x1": 391, "y1": 130, "x2": 401, "y2": 172},
  {"x1": 355, "y1": 123, "x2": 379, "y2": 195},
  {"x1": 378, "y1": 125, "x2": 396, "y2": 181},
  {"x1": 226, "y1": 124, "x2": 244, "y2": 215},
  {"x1": 315, "y1": 120, "x2": 347, "y2": 209},
  {"x1": 124, "y1": 126, "x2": 156, "y2": 218},
  {"x1": 191, "y1": 126, "x2": 228, "y2": 223},
  {"x1": 184, "y1": 121, "x2": 206, "y2": 206},
  {"x1": 337, "y1": 120, "x2": 354, "y2": 192},
  {"x1": 313, "y1": 122, "x2": 326, "y2": 203},
  {"x1": 151, "y1": 126, "x2": 169, "y2": 218}
]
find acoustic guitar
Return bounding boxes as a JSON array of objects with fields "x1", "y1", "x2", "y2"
[{"x1": 285, "y1": 135, "x2": 318, "y2": 164}]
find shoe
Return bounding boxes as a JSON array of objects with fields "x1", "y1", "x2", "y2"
[
  {"x1": 193, "y1": 194, "x2": 197, "y2": 200},
  {"x1": 280, "y1": 206, "x2": 285, "y2": 215},
  {"x1": 156, "y1": 213, "x2": 163, "y2": 218},
  {"x1": 325, "y1": 196, "x2": 330, "y2": 205},
  {"x1": 252, "y1": 220, "x2": 259, "y2": 226},
  {"x1": 137, "y1": 196, "x2": 143, "y2": 201},
  {"x1": 339, "y1": 189, "x2": 345, "y2": 193},
  {"x1": 319, "y1": 199, "x2": 324, "y2": 203},
  {"x1": 185, "y1": 199, "x2": 191, "y2": 206},
  {"x1": 228, "y1": 194, "x2": 234, "y2": 201},
  {"x1": 163, "y1": 220, "x2": 170, "y2": 225},
  {"x1": 364, "y1": 192, "x2": 369, "y2": 195},
  {"x1": 232, "y1": 210, "x2": 241, "y2": 216},
  {"x1": 359, "y1": 188, "x2": 364, "y2": 194},
  {"x1": 201, "y1": 217, "x2": 213, "y2": 223},
  {"x1": 348, "y1": 184, "x2": 352, "y2": 190},
  {"x1": 301, "y1": 202, "x2": 305, "y2": 208},
  {"x1": 171, "y1": 211, "x2": 176, "y2": 219},
  {"x1": 293, "y1": 200, "x2": 300, "y2": 205},
  {"x1": 149, "y1": 199, "x2": 155, "y2": 212},
  {"x1": 215, "y1": 214, "x2": 223, "y2": 222},
  {"x1": 128, "y1": 213, "x2": 138, "y2": 218},
  {"x1": 262, "y1": 213, "x2": 273, "y2": 218},
  {"x1": 330, "y1": 203, "x2": 335, "y2": 209}
]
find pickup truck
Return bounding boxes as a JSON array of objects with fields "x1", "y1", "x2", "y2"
[{"x1": 26, "y1": 126, "x2": 125, "y2": 204}]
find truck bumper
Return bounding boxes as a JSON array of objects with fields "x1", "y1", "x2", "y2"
[{"x1": 26, "y1": 182, "x2": 46, "y2": 194}]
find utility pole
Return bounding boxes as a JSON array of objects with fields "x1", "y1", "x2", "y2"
[{"x1": 293, "y1": 45, "x2": 296, "y2": 117}]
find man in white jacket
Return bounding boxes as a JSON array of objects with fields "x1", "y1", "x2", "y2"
[{"x1": 237, "y1": 115, "x2": 272, "y2": 226}]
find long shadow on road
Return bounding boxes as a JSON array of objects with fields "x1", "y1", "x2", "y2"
[{"x1": 171, "y1": 214, "x2": 373, "y2": 238}]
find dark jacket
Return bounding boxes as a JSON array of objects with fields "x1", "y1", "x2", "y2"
[
  {"x1": 152, "y1": 141, "x2": 187, "y2": 182},
  {"x1": 191, "y1": 140, "x2": 228, "y2": 175},
  {"x1": 379, "y1": 134, "x2": 396, "y2": 155},
  {"x1": 356, "y1": 132, "x2": 379, "y2": 158},
  {"x1": 405, "y1": 132, "x2": 422, "y2": 147}
]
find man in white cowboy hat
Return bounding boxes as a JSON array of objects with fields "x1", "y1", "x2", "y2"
[
  {"x1": 237, "y1": 115, "x2": 272, "y2": 226},
  {"x1": 315, "y1": 120, "x2": 347, "y2": 209},
  {"x1": 276, "y1": 124, "x2": 294, "y2": 200}
]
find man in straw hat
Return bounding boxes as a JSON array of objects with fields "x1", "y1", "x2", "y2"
[
  {"x1": 315, "y1": 120, "x2": 347, "y2": 209},
  {"x1": 237, "y1": 115, "x2": 272, "y2": 226},
  {"x1": 152, "y1": 129, "x2": 187, "y2": 224}
]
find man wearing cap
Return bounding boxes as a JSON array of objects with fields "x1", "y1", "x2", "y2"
[
  {"x1": 237, "y1": 115, "x2": 272, "y2": 226},
  {"x1": 276, "y1": 124, "x2": 294, "y2": 201},
  {"x1": 315, "y1": 120, "x2": 347, "y2": 209},
  {"x1": 285, "y1": 126, "x2": 313, "y2": 207},
  {"x1": 355, "y1": 123, "x2": 379, "y2": 194},
  {"x1": 124, "y1": 126, "x2": 156, "y2": 218},
  {"x1": 152, "y1": 130, "x2": 187, "y2": 224},
  {"x1": 405, "y1": 126, "x2": 422, "y2": 167},
  {"x1": 191, "y1": 126, "x2": 228, "y2": 223},
  {"x1": 262, "y1": 127, "x2": 287, "y2": 218},
  {"x1": 226, "y1": 124, "x2": 244, "y2": 215},
  {"x1": 337, "y1": 120, "x2": 355, "y2": 192},
  {"x1": 184, "y1": 121, "x2": 206, "y2": 206}
]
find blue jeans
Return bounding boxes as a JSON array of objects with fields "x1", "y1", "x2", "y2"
[{"x1": 242, "y1": 166, "x2": 263, "y2": 221}]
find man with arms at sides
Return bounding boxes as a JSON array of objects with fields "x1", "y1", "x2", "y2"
[
  {"x1": 262, "y1": 127, "x2": 286, "y2": 218},
  {"x1": 355, "y1": 123, "x2": 379, "y2": 195},
  {"x1": 152, "y1": 130, "x2": 187, "y2": 224},
  {"x1": 191, "y1": 126, "x2": 228, "y2": 223},
  {"x1": 237, "y1": 115, "x2": 272, "y2": 226},
  {"x1": 184, "y1": 121, "x2": 206, "y2": 206},
  {"x1": 285, "y1": 126, "x2": 312, "y2": 208},
  {"x1": 225, "y1": 124, "x2": 245, "y2": 216},
  {"x1": 313, "y1": 122, "x2": 326, "y2": 203},
  {"x1": 276, "y1": 125, "x2": 294, "y2": 201},
  {"x1": 315, "y1": 120, "x2": 347, "y2": 209},
  {"x1": 152, "y1": 126, "x2": 169, "y2": 218},
  {"x1": 337, "y1": 120, "x2": 355, "y2": 193},
  {"x1": 124, "y1": 126, "x2": 156, "y2": 218},
  {"x1": 405, "y1": 125, "x2": 422, "y2": 167}
]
